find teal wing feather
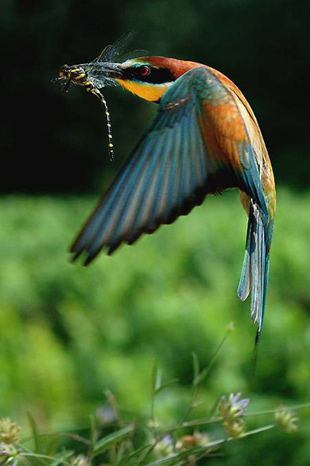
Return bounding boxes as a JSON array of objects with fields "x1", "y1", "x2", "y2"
[
  {"x1": 71, "y1": 66, "x2": 272, "y2": 290},
  {"x1": 237, "y1": 203, "x2": 274, "y2": 338},
  {"x1": 71, "y1": 68, "x2": 222, "y2": 264}
]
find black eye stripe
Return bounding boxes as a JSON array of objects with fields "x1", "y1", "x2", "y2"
[{"x1": 123, "y1": 66, "x2": 175, "y2": 84}]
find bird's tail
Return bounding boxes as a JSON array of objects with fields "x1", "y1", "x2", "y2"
[{"x1": 237, "y1": 200, "x2": 274, "y2": 341}]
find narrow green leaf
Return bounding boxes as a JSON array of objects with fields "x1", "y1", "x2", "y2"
[
  {"x1": 92, "y1": 424, "x2": 134, "y2": 457},
  {"x1": 155, "y1": 369, "x2": 162, "y2": 393},
  {"x1": 193, "y1": 367, "x2": 209, "y2": 387},
  {"x1": 50, "y1": 449, "x2": 74, "y2": 466},
  {"x1": 145, "y1": 441, "x2": 225, "y2": 466},
  {"x1": 192, "y1": 352, "x2": 200, "y2": 384},
  {"x1": 46, "y1": 435, "x2": 60, "y2": 457},
  {"x1": 27, "y1": 411, "x2": 40, "y2": 453},
  {"x1": 89, "y1": 414, "x2": 97, "y2": 453},
  {"x1": 118, "y1": 444, "x2": 151, "y2": 466},
  {"x1": 154, "y1": 378, "x2": 179, "y2": 394},
  {"x1": 151, "y1": 359, "x2": 158, "y2": 394},
  {"x1": 21, "y1": 451, "x2": 73, "y2": 466}
]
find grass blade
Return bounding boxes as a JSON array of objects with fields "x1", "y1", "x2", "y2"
[{"x1": 92, "y1": 424, "x2": 134, "y2": 456}]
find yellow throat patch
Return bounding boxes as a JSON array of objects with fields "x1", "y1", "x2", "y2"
[{"x1": 115, "y1": 78, "x2": 171, "y2": 102}]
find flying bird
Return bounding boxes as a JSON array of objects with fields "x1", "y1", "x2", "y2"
[{"x1": 58, "y1": 39, "x2": 276, "y2": 340}]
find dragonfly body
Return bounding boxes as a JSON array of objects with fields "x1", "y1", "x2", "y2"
[
  {"x1": 59, "y1": 63, "x2": 116, "y2": 160},
  {"x1": 58, "y1": 50, "x2": 276, "y2": 339}
]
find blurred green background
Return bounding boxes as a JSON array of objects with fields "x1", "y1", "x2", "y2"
[{"x1": 1, "y1": 0, "x2": 310, "y2": 464}]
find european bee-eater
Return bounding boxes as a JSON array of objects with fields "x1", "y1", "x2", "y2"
[{"x1": 58, "y1": 43, "x2": 276, "y2": 340}]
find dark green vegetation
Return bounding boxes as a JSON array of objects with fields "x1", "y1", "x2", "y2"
[
  {"x1": 0, "y1": 397, "x2": 302, "y2": 465},
  {"x1": 0, "y1": 190, "x2": 310, "y2": 464}
]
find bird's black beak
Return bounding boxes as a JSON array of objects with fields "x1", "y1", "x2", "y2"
[
  {"x1": 91, "y1": 62, "x2": 124, "y2": 80},
  {"x1": 103, "y1": 62, "x2": 123, "y2": 74}
]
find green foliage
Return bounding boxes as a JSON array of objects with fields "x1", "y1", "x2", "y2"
[
  {"x1": 0, "y1": 367, "x2": 306, "y2": 466},
  {"x1": 0, "y1": 188, "x2": 310, "y2": 464}
]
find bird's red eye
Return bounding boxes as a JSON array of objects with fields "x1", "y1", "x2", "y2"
[{"x1": 140, "y1": 65, "x2": 151, "y2": 76}]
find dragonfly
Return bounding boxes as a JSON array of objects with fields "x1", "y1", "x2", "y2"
[{"x1": 55, "y1": 32, "x2": 135, "y2": 161}]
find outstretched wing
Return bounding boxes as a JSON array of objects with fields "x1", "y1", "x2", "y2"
[{"x1": 71, "y1": 66, "x2": 267, "y2": 264}]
